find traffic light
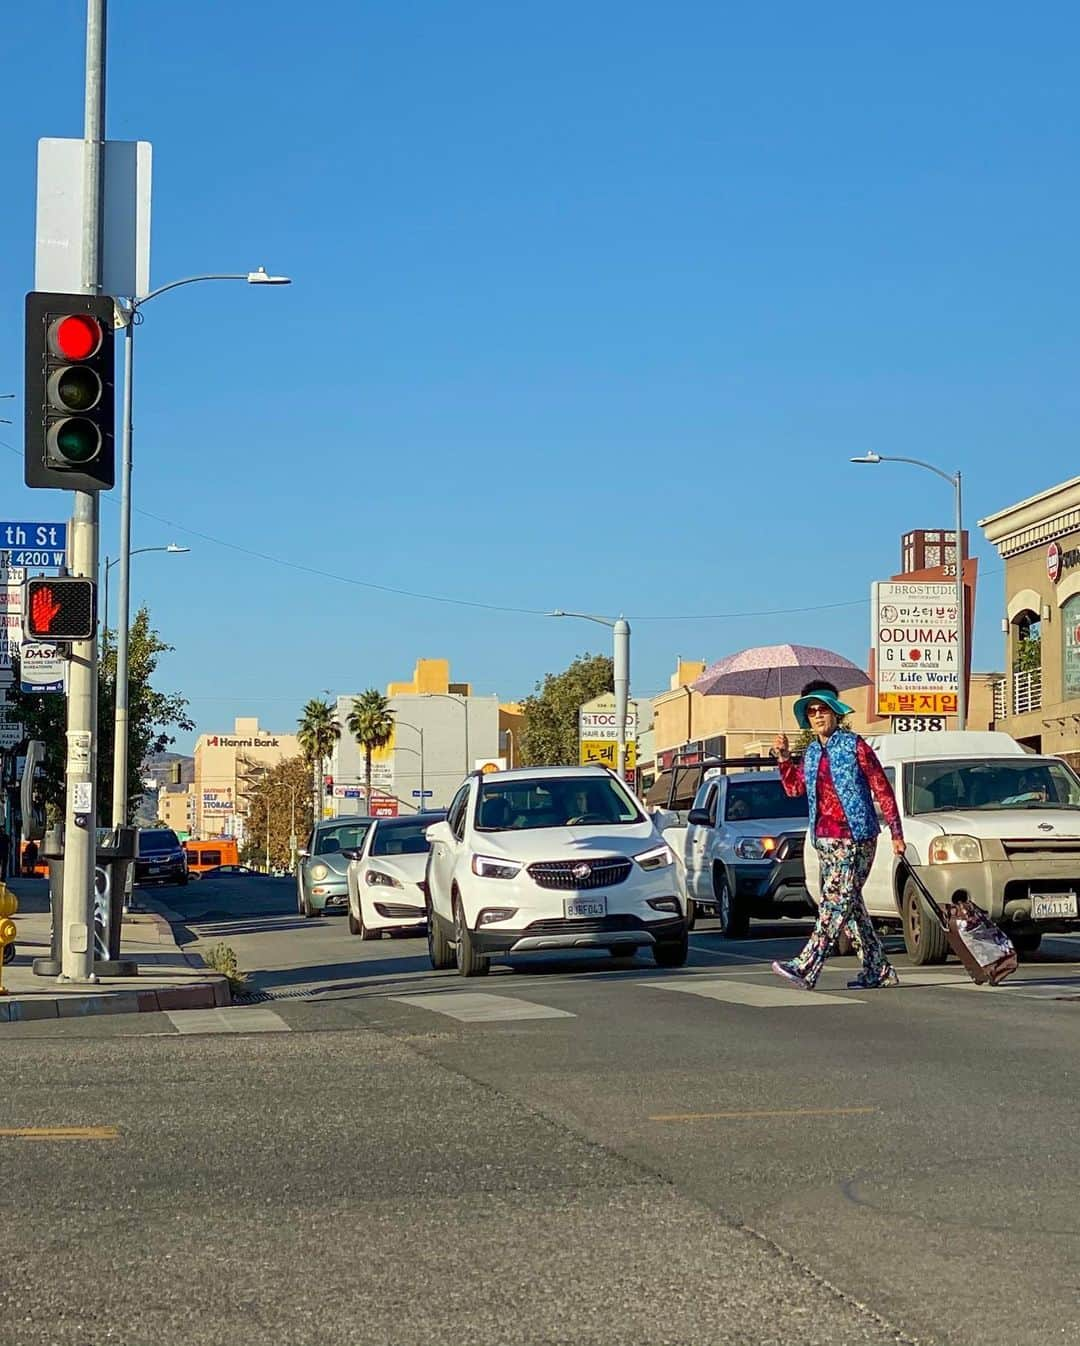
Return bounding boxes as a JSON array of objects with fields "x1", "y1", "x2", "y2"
[
  {"x1": 24, "y1": 291, "x2": 116, "y2": 491},
  {"x1": 23, "y1": 578, "x2": 96, "y2": 641}
]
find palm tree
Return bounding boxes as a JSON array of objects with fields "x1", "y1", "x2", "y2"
[
  {"x1": 297, "y1": 698, "x2": 341, "y2": 827},
  {"x1": 347, "y1": 689, "x2": 395, "y2": 816}
]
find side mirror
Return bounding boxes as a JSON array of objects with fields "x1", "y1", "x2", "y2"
[
  {"x1": 425, "y1": 821, "x2": 451, "y2": 845},
  {"x1": 339, "y1": 847, "x2": 362, "y2": 861},
  {"x1": 687, "y1": 808, "x2": 711, "y2": 826},
  {"x1": 651, "y1": 808, "x2": 678, "y2": 832},
  {"x1": 297, "y1": 849, "x2": 309, "y2": 860}
]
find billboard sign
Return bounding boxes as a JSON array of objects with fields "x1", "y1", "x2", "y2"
[
  {"x1": 202, "y1": 789, "x2": 234, "y2": 814},
  {"x1": 873, "y1": 581, "x2": 959, "y2": 717}
]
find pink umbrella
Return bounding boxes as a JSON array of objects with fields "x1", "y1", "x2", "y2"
[{"x1": 692, "y1": 643, "x2": 870, "y2": 726}]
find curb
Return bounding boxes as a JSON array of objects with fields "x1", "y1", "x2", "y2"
[{"x1": 0, "y1": 974, "x2": 232, "y2": 1023}]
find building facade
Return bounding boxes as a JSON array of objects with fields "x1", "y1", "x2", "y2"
[
  {"x1": 192, "y1": 716, "x2": 302, "y2": 840},
  {"x1": 980, "y1": 476, "x2": 1080, "y2": 763},
  {"x1": 158, "y1": 784, "x2": 195, "y2": 837}
]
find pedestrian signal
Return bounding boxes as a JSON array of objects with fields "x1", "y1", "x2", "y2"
[{"x1": 23, "y1": 578, "x2": 96, "y2": 641}]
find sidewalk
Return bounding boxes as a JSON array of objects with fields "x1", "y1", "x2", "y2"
[{"x1": 0, "y1": 878, "x2": 230, "y2": 1023}]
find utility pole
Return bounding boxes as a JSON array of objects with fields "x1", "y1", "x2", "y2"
[
  {"x1": 613, "y1": 617, "x2": 630, "y2": 780},
  {"x1": 61, "y1": 0, "x2": 106, "y2": 981}
]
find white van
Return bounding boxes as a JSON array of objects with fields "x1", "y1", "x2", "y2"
[{"x1": 803, "y1": 731, "x2": 1080, "y2": 963}]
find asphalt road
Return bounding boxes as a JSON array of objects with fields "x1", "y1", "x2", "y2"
[{"x1": 3, "y1": 871, "x2": 1080, "y2": 1346}]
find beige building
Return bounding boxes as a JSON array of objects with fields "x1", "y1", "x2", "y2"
[
  {"x1": 192, "y1": 716, "x2": 302, "y2": 840},
  {"x1": 981, "y1": 475, "x2": 1080, "y2": 766},
  {"x1": 158, "y1": 785, "x2": 194, "y2": 837}
]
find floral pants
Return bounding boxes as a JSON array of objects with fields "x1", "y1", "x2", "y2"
[{"x1": 783, "y1": 837, "x2": 895, "y2": 988}]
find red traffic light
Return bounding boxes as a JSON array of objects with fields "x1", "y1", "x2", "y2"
[
  {"x1": 24, "y1": 578, "x2": 96, "y2": 641},
  {"x1": 48, "y1": 314, "x2": 103, "y2": 361}
]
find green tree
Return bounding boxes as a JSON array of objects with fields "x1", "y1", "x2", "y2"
[
  {"x1": 297, "y1": 698, "x2": 340, "y2": 823},
  {"x1": 9, "y1": 604, "x2": 193, "y2": 825},
  {"x1": 239, "y1": 756, "x2": 314, "y2": 871},
  {"x1": 518, "y1": 652, "x2": 614, "y2": 766},
  {"x1": 347, "y1": 689, "x2": 395, "y2": 814}
]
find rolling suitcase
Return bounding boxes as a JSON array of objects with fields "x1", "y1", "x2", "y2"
[{"x1": 899, "y1": 857, "x2": 1017, "y2": 986}]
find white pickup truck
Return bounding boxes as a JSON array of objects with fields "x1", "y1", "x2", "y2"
[{"x1": 802, "y1": 730, "x2": 1080, "y2": 962}]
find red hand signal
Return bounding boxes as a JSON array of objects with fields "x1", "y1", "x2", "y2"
[{"x1": 30, "y1": 586, "x2": 61, "y2": 635}]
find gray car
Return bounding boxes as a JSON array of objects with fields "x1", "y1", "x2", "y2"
[{"x1": 296, "y1": 816, "x2": 374, "y2": 918}]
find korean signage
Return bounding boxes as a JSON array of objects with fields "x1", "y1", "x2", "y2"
[
  {"x1": 578, "y1": 694, "x2": 640, "y2": 781},
  {"x1": 202, "y1": 788, "x2": 234, "y2": 814},
  {"x1": 873, "y1": 581, "x2": 959, "y2": 717},
  {"x1": 0, "y1": 566, "x2": 25, "y2": 672},
  {"x1": 580, "y1": 739, "x2": 638, "y2": 770}
]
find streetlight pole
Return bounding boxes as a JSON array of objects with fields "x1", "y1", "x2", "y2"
[
  {"x1": 110, "y1": 269, "x2": 289, "y2": 829},
  {"x1": 102, "y1": 544, "x2": 188, "y2": 645},
  {"x1": 550, "y1": 611, "x2": 633, "y2": 777},
  {"x1": 396, "y1": 723, "x2": 426, "y2": 810},
  {"x1": 850, "y1": 452, "x2": 967, "y2": 731}
]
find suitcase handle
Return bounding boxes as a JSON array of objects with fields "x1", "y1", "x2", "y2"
[{"x1": 897, "y1": 854, "x2": 949, "y2": 930}]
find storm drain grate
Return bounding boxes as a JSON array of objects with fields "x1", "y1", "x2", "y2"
[{"x1": 232, "y1": 988, "x2": 321, "y2": 1004}]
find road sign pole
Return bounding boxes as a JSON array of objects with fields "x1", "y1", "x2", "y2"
[
  {"x1": 110, "y1": 313, "x2": 133, "y2": 826},
  {"x1": 955, "y1": 470, "x2": 967, "y2": 732},
  {"x1": 60, "y1": 0, "x2": 106, "y2": 982}
]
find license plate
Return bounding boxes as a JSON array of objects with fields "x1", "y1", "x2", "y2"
[
  {"x1": 149, "y1": 866, "x2": 162, "y2": 875},
  {"x1": 564, "y1": 897, "x2": 606, "y2": 919},
  {"x1": 1031, "y1": 891, "x2": 1078, "y2": 920}
]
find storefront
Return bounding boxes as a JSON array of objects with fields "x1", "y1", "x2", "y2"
[{"x1": 980, "y1": 476, "x2": 1080, "y2": 764}]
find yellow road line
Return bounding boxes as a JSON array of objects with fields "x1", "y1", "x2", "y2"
[
  {"x1": 649, "y1": 1107, "x2": 878, "y2": 1122},
  {"x1": 0, "y1": 1126, "x2": 119, "y2": 1140}
]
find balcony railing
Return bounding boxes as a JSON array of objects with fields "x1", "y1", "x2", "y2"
[
  {"x1": 1011, "y1": 668, "x2": 1042, "y2": 716},
  {"x1": 992, "y1": 678, "x2": 1007, "y2": 722}
]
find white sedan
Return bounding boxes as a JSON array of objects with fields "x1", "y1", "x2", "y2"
[{"x1": 344, "y1": 812, "x2": 447, "y2": 940}]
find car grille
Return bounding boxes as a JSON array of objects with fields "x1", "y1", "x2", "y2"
[
  {"x1": 524, "y1": 914, "x2": 648, "y2": 935},
  {"x1": 526, "y1": 858, "x2": 633, "y2": 890},
  {"x1": 1002, "y1": 838, "x2": 1080, "y2": 859}
]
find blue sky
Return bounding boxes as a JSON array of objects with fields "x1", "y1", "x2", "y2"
[{"x1": 2, "y1": 2, "x2": 1078, "y2": 750}]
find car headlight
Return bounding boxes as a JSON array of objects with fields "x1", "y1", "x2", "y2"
[
  {"x1": 734, "y1": 837, "x2": 777, "y2": 860},
  {"x1": 928, "y1": 835, "x2": 983, "y2": 864},
  {"x1": 471, "y1": 854, "x2": 522, "y2": 880},
  {"x1": 634, "y1": 843, "x2": 674, "y2": 871},
  {"x1": 365, "y1": 869, "x2": 402, "y2": 888},
  {"x1": 309, "y1": 863, "x2": 329, "y2": 881}
]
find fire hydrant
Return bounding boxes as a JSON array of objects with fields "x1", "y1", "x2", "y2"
[{"x1": 0, "y1": 884, "x2": 18, "y2": 994}]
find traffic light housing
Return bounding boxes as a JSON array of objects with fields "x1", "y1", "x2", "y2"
[
  {"x1": 24, "y1": 292, "x2": 116, "y2": 491},
  {"x1": 23, "y1": 578, "x2": 96, "y2": 641}
]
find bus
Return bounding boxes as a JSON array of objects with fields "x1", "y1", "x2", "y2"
[{"x1": 184, "y1": 839, "x2": 240, "y2": 877}]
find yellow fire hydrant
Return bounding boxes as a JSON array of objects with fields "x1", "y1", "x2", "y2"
[{"x1": 0, "y1": 884, "x2": 18, "y2": 995}]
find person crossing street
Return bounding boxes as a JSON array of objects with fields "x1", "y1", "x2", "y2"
[{"x1": 771, "y1": 680, "x2": 904, "y2": 991}]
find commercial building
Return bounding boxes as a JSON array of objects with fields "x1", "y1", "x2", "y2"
[
  {"x1": 329, "y1": 659, "x2": 501, "y2": 815},
  {"x1": 981, "y1": 476, "x2": 1080, "y2": 764},
  {"x1": 158, "y1": 784, "x2": 194, "y2": 838},
  {"x1": 192, "y1": 716, "x2": 302, "y2": 840}
]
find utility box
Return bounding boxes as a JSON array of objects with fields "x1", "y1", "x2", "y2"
[{"x1": 34, "y1": 825, "x2": 138, "y2": 977}]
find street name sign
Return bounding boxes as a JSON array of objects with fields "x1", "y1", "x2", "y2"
[{"x1": 0, "y1": 522, "x2": 67, "y2": 569}]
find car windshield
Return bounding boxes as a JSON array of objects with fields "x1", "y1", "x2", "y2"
[
  {"x1": 476, "y1": 776, "x2": 644, "y2": 831},
  {"x1": 314, "y1": 822, "x2": 371, "y2": 855},
  {"x1": 371, "y1": 819, "x2": 439, "y2": 856},
  {"x1": 139, "y1": 829, "x2": 180, "y2": 853},
  {"x1": 724, "y1": 778, "x2": 808, "y2": 821},
  {"x1": 905, "y1": 758, "x2": 1080, "y2": 813}
]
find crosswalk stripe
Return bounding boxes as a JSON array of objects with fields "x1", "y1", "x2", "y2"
[
  {"x1": 390, "y1": 992, "x2": 575, "y2": 1022},
  {"x1": 165, "y1": 1007, "x2": 291, "y2": 1034},
  {"x1": 640, "y1": 977, "x2": 864, "y2": 1007}
]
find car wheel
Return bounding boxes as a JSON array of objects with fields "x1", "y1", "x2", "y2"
[
  {"x1": 347, "y1": 908, "x2": 361, "y2": 935},
  {"x1": 427, "y1": 900, "x2": 456, "y2": 970},
  {"x1": 609, "y1": 943, "x2": 637, "y2": 960},
  {"x1": 685, "y1": 897, "x2": 697, "y2": 931},
  {"x1": 1012, "y1": 928, "x2": 1042, "y2": 957},
  {"x1": 654, "y1": 928, "x2": 689, "y2": 968},
  {"x1": 300, "y1": 887, "x2": 317, "y2": 920},
  {"x1": 454, "y1": 897, "x2": 489, "y2": 978},
  {"x1": 902, "y1": 879, "x2": 948, "y2": 964},
  {"x1": 176, "y1": 875, "x2": 188, "y2": 887},
  {"x1": 359, "y1": 908, "x2": 381, "y2": 941},
  {"x1": 714, "y1": 866, "x2": 750, "y2": 938}
]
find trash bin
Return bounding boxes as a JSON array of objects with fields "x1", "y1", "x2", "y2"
[{"x1": 33, "y1": 825, "x2": 138, "y2": 978}]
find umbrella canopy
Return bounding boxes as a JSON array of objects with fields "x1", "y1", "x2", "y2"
[{"x1": 692, "y1": 644, "x2": 870, "y2": 701}]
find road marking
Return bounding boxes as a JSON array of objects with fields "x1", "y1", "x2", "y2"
[
  {"x1": 0, "y1": 1126, "x2": 119, "y2": 1140},
  {"x1": 641, "y1": 977, "x2": 864, "y2": 1007},
  {"x1": 390, "y1": 992, "x2": 574, "y2": 1022},
  {"x1": 165, "y1": 1007, "x2": 290, "y2": 1034},
  {"x1": 649, "y1": 1107, "x2": 878, "y2": 1122}
]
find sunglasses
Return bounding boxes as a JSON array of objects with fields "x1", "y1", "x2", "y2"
[{"x1": 806, "y1": 704, "x2": 834, "y2": 717}]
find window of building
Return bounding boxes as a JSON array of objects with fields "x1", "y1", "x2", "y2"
[{"x1": 1063, "y1": 594, "x2": 1080, "y2": 699}]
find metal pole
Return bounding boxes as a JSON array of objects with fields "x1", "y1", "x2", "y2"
[
  {"x1": 955, "y1": 471, "x2": 967, "y2": 732},
  {"x1": 289, "y1": 789, "x2": 297, "y2": 871},
  {"x1": 613, "y1": 617, "x2": 630, "y2": 780},
  {"x1": 419, "y1": 727, "x2": 425, "y2": 807},
  {"x1": 265, "y1": 801, "x2": 270, "y2": 874},
  {"x1": 102, "y1": 558, "x2": 110, "y2": 639},
  {"x1": 110, "y1": 315, "x2": 134, "y2": 825},
  {"x1": 61, "y1": 0, "x2": 106, "y2": 982}
]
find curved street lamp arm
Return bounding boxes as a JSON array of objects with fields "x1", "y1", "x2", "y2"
[
  {"x1": 133, "y1": 274, "x2": 253, "y2": 309},
  {"x1": 874, "y1": 454, "x2": 957, "y2": 486}
]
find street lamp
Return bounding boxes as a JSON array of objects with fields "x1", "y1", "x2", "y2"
[
  {"x1": 850, "y1": 451, "x2": 966, "y2": 731},
  {"x1": 550, "y1": 611, "x2": 631, "y2": 777},
  {"x1": 420, "y1": 693, "x2": 469, "y2": 774},
  {"x1": 395, "y1": 722, "x2": 426, "y2": 810},
  {"x1": 110, "y1": 268, "x2": 291, "y2": 827},
  {"x1": 102, "y1": 543, "x2": 188, "y2": 639}
]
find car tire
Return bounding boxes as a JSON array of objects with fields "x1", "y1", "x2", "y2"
[
  {"x1": 902, "y1": 878, "x2": 948, "y2": 964},
  {"x1": 654, "y1": 929, "x2": 689, "y2": 968},
  {"x1": 359, "y1": 909, "x2": 381, "y2": 941},
  {"x1": 427, "y1": 901, "x2": 456, "y2": 970},
  {"x1": 300, "y1": 888, "x2": 317, "y2": 920},
  {"x1": 686, "y1": 897, "x2": 697, "y2": 931},
  {"x1": 1012, "y1": 928, "x2": 1042, "y2": 957},
  {"x1": 609, "y1": 943, "x2": 637, "y2": 960},
  {"x1": 454, "y1": 897, "x2": 489, "y2": 977},
  {"x1": 176, "y1": 875, "x2": 188, "y2": 887},
  {"x1": 714, "y1": 866, "x2": 750, "y2": 938},
  {"x1": 347, "y1": 908, "x2": 361, "y2": 936}
]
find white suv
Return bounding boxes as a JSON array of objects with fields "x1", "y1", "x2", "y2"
[{"x1": 424, "y1": 766, "x2": 688, "y2": 976}]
